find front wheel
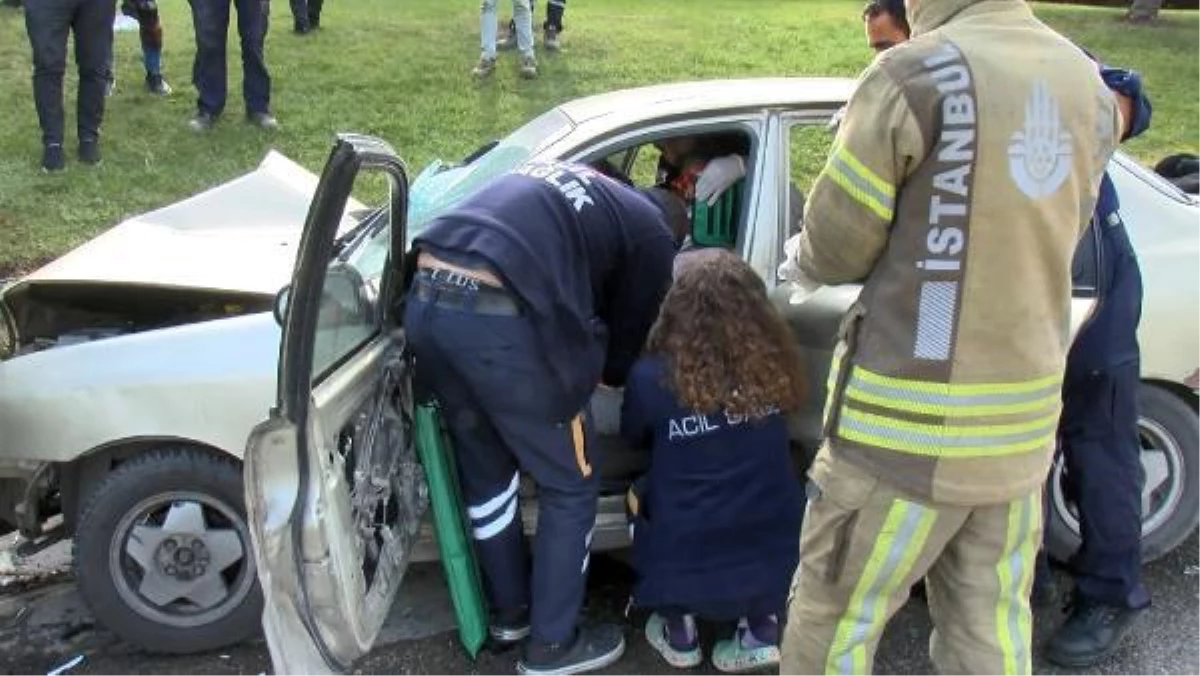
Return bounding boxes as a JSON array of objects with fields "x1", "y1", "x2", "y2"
[
  {"x1": 1045, "y1": 383, "x2": 1199, "y2": 564},
  {"x1": 75, "y1": 447, "x2": 263, "y2": 654}
]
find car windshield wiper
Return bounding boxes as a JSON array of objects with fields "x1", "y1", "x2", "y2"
[{"x1": 331, "y1": 209, "x2": 381, "y2": 259}]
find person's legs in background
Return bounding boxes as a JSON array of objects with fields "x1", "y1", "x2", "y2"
[
  {"x1": 188, "y1": 0, "x2": 230, "y2": 130},
  {"x1": 24, "y1": 0, "x2": 73, "y2": 170},
  {"x1": 72, "y1": 0, "x2": 116, "y2": 165},
  {"x1": 127, "y1": 0, "x2": 171, "y2": 94},
  {"x1": 234, "y1": 0, "x2": 274, "y2": 127},
  {"x1": 511, "y1": 0, "x2": 536, "y2": 78},
  {"x1": 474, "y1": 0, "x2": 498, "y2": 77},
  {"x1": 542, "y1": 0, "x2": 564, "y2": 50}
]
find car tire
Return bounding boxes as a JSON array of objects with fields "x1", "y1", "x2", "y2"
[
  {"x1": 1045, "y1": 383, "x2": 1199, "y2": 564},
  {"x1": 75, "y1": 446, "x2": 263, "y2": 654}
]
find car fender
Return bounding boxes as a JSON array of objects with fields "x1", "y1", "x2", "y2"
[{"x1": 0, "y1": 313, "x2": 279, "y2": 463}]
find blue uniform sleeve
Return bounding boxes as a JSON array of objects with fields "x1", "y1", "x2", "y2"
[
  {"x1": 601, "y1": 233, "x2": 675, "y2": 387},
  {"x1": 620, "y1": 359, "x2": 655, "y2": 450},
  {"x1": 1100, "y1": 66, "x2": 1152, "y2": 141}
]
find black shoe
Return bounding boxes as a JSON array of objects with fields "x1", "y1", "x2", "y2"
[
  {"x1": 189, "y1": 111, "x2": 217, "y2": 132},
  {"x1": 518, "y1": 624, "x2": 626, "y2": 675},
  {"x1": 1045, "y1": 597, "x2": 1146, "y2": 667},
  {"x1": 308, "y1": 13, "x2": 320, "y2": 28},
  {"x1": 41, "y1": 144, "x2": 64, "y2": 172},
  {"x1": 145, "y1": 73, "x2": 172, "y2": 96},
  {"x1": 78, "y1": 139, "x2": 101, "y2": 165},
  {"x1": 491, "y1": 607, "x2": 531, "y2": 644},
  {"x1": 293, "y1": 20, "x2": 311, "y2": 34},
  {"x1": 247, "y1": 112, "x2": 279, "y2": 130}
]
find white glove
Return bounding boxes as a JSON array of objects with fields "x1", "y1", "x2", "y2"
[
  {"x1": 827, "y1": 105, "x2": 847, "y2": 134},
  {"x1": 777, "y1": 233, "x2": 822, "y2": 303},
  {"x1": 694, "y1": 154, "x2": 747, "y2": 206}
]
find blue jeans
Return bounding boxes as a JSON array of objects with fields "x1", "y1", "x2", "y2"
[
  {"x1": 481, "y1": 0, "x2": 533, "y2": 59},
  {"x1": 188, "y1": 0, "x2": 270, "y2": 116}
]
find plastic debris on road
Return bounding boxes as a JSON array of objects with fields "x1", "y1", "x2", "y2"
[{"x1": 46, "y1": 655, "x2": 84, "y2": 676}]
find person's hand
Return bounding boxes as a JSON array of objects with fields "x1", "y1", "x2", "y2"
[
  {"x1": 777, "y1": 233, "x2": 822, "y2": 302},
  {"x1": 694, "y1": 155, "x2": 747, "y2": 206}
]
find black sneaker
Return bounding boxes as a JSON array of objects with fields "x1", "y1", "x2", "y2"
[
  {"x1": 41, "y1": 143, "x2": 64, "y2": 172},
  {"x1": 189, "y1": 111, "x2": 217, "y2": 132},
  {"x1": 518, "y1": 624, "x2": 626, "y2": 675},
  {"x1": 145, "y1": 73, "x2": 172, "y2": 96},
  {"x1": 293, "y1": 20, "x2": 311, "y2": 34},
  {"x1": 491, "y1": 607, "x2": 531, "y2": 644},
  {"x1": 78, "y1": 139, "x2": 101, "y2": 165},
  {"x1": 1045, "y1": 596, "x2": 1146, "y2": 667}
]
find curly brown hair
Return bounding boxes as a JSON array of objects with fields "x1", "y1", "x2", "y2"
[{"x1": 646, "y1": 249, "x2": 807, "y2": 419}]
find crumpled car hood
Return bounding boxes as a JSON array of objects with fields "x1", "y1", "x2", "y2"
[{"x1": 18, "y1": 151, "x2": 361, "y2": 297}]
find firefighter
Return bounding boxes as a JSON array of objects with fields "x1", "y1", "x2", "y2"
[
  {"x1": 1044, "y1": 62, "x2": 1153, "y2": 668},
  {"x1": 777, "y1": 0, "x2": 1121, "y2": 672},
  {"x1": 404, "y1": 161, "x2": 687, "y2": 675}
]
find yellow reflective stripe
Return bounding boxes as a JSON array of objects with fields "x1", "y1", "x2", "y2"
[
  {"x1": 820, "y1": 142, "x2": 896, "y2": 222},
  {"x1": 852, "y1": 366, "x2": 1061, "y2": 397},
  {"x1": 845, "y1": 384, "x2": 1060, "y2": 419},
  {"x1": 838, "y1": 408, "x2": 1057, "y2": 457},
  {"x1": 995, "y1": 493, "x2": 1038, "y2": 674},
  {"x1": 836, "y1": 145, "x2": 895, "y2": 198},
  {"x1": 826, "y1": 500, "x2": 935, "y2": 675}
]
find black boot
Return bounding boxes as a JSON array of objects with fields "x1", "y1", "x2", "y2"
[{"x1": 1045, "y1": 596, "x2": 1146, "y2": 667}]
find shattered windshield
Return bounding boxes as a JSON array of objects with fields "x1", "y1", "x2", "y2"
[{"x1": 405, "y1": 107, "x2": 575, "y2": 238}]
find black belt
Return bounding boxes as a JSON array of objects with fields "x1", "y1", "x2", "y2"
[{"x1": 413, "y1": 268, "x2": 523, "y2": 316}]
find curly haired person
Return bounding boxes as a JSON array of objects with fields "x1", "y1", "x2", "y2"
[{"x1": 621, "y1": 249, "x2": 806, "y2": 673}]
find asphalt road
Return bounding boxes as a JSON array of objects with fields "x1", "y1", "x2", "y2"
[{"x1": 1, "y1": 532, "x2": 1196, "y2": 675}]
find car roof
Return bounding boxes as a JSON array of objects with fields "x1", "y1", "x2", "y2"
[{"x1": 555, "y1": 77, "x2": 857, "y2": 125}]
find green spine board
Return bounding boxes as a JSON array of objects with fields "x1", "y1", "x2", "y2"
[{"x1": 414, "y1": 403, "x2": 489, "y2": 658}]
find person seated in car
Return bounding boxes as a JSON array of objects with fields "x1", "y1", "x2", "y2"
[
  {"x1": 620, "y1": 248, "x2": 806, "y2": 674},
  {"x1": 656, "y1": 132, "x2": 805, "y2": 238}
]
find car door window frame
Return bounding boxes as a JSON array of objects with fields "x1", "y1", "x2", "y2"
[{"x1": 563, "y1": 114, "x2": 767, "y2": 260}]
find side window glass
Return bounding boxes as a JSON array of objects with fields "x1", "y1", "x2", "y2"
[
  {"x1": 311, "y1": 172, "x2": 394, "y2": 382},
  {"x1": 787, "y1": 121, "x2": 836, "y2": 237}
]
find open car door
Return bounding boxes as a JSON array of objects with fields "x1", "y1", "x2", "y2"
[{"x1": 244, "y1": 135, "x2": 423, "y2": 674}]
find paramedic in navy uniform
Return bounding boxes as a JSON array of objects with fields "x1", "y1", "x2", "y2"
[{"x1": 404, "y1": 160, "x2": 688, "y2": 675}]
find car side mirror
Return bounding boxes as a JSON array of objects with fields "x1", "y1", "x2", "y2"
[{"x1": 273, "y1": 285, "x2": 291, "y2": 327}]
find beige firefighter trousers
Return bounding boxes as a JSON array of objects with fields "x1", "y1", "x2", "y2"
[{"x1": 782, "y1": 448, "x2": 1042, "y2": 675}]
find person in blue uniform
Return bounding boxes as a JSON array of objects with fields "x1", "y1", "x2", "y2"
[
  {"x1": 620, "y1": 249, "x2": 806, "y2": 674},
  {"x1": 1044, "y1": 61, "x2": 1154, "y2": 668},
  {"x1": 404, "y1": 160, "x2": 689, "y2": 675}
]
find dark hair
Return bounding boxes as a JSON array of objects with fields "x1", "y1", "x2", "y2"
[
  {"x1": 862, "y1": 0, "x2": 910, "y2": 35},
  {"x1": 647, "y1": 249, "x2": 806, "y2": 419}
]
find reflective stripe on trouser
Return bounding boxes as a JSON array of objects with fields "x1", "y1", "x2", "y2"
[
  {"x1": 782, "y1": 448, "x2": 1043, "y2": 675},
  {"x1": 403, "y1": 295, "x2": 598, "y2": 644},
  {"x1": 827, "y1": 356, "x2": 1062, "y2": 459}
]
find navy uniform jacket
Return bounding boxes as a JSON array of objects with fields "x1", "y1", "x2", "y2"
[
  {"x1": 1069, "y1": 65, "x2": 1152, "y2": 373},
  {"x1": 414, "y1": 161, "x2": 677, "y2": 421},
  {"x1": 621, "y1": 355, "x2": 803, "y2": 618}
]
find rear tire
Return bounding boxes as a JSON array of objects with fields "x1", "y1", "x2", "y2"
[
  {"x1": 75, "y1": 447, "x2": 263, "y2": 654},
  {"x1": 1045, "y1": 383, "x2": 1199, "y2": 564}
]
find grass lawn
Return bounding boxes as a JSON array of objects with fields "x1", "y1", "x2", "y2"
[{"x1": 0, "y1": 0, "x2": 1195, "y2": 276}]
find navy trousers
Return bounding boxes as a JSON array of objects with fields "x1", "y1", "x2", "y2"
[
  {"x1": 24, "y1": 0, "x2": 115, "y2": 146},
  {"x1": 1058, "y1": 361, "x2": 1150, "y2": 609},
  {"x1": 404, "y1": 274, "x2": 598, "y2": 645},
  {"x1": 187, "y1": 0, "x2": 270, "y2": 116}
]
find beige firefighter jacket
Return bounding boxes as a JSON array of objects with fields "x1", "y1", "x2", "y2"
[{"x1": 795, "y1": 0, "x2": 1122, "y2": 505}]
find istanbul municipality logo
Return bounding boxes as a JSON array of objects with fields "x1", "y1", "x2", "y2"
[{"x1": 1008, "y1": 80, "x2": 1072, "y2": 198}]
